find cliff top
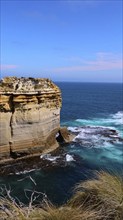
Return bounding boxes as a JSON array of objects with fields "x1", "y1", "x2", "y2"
[{"x1": 0, "y1": 77, "x2": 60, "y2": 94}]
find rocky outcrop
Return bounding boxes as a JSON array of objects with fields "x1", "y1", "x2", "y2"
[{"x1": 0, "y1": 77, "x2": 65, "y2": 161}]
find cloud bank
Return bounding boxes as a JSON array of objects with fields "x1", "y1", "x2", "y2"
[
  {"x1": 52, "y1": 53, "x2": 122, "y2": 73},
  {"x1": 0, "y1": 64, "x2": 18, "y2": 70}
]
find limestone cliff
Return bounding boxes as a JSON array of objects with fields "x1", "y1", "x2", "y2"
[{"x1": 0, "y1": 77, "x2": 63, "y2": 161}]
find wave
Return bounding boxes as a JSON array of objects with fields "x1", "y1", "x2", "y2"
[
  {"x1": 68, "y1": 125, "x2": 122, "y2": 148},
  {"x1": 66, "y1": 154, "x2": 75, "y2": 162},
  {"x1": 76, "y1": 111, "x2": 123, "y2": 127},
  {"x1": 67, "y1": 111, "x2": 123, "y2": 166},
  {"x1": 40, "y1": 153, "x2": 75, "y2": 164},
  {"x1": 40, "y1": 153, "x2": 60, "y2": 162},
  {"x1": 15, "y1": 169, "x2": 36, "y2": 175}
]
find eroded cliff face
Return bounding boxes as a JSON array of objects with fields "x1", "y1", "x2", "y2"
[{"x1": 0, "y1": 77, "x2": 62, "y2": 160}]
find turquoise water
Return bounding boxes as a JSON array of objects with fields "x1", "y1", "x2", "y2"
[
  {"x1": 66, "y1": 113, "x2": 123, "y2": 171},
  {"x1": 0, "y1": 83, "x2": 123, "y2": 205},
  {"x1": 59, "y1": 82, "x2": 123, "y2": 176}
]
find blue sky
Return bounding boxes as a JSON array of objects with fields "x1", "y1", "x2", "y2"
[{"x1": 1, "y1": 0, "x2": 122, "y2": 82}]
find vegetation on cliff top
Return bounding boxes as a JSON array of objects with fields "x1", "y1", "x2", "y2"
[
  {"x1": 0, "y1": 171, "x2": 123, "y2": 220},
  {"x1": 0, "y1": 77, "x2": 60, "y2": 93}
]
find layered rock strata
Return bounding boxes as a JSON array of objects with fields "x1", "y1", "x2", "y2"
[{"x1": 0, "y1": 77, "x2": 65, "y2": 161}]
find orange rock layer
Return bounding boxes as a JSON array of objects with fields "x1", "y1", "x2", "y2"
[{"x1": 0, "y1": 77, "x2": 62, "y2": 161}]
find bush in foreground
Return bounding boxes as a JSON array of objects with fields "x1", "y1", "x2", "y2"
[
  {"x1": 0, "y1": 199, "x2": 97, "y2": 220},
  {"x1": 69, "y1": 171, "x2": 123, "y2": 220},
  {"x1": 0, "y1": 171, "x2": 122, "y2": 220}
]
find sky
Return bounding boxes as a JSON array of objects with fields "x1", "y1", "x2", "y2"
[{"x1": 0, "y1": 0, "x2": 122, "y2": 82}]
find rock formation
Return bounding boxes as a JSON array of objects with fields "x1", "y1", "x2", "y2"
[{"x1": 0, "y1": 77, "x2": 66, "y2": 161}]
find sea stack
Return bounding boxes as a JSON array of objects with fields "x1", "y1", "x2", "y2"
[{"x1": 0, "y1": 77, "x2": 65, "y2": 161}]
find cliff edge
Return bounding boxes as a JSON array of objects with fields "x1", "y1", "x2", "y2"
[{"x1": 0, "y1": 77, "x2": 67, "y2": 161}]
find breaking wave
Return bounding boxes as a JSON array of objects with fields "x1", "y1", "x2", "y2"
[
  {"x1": 40, "y1": 154, "x2": 60, "y2": 162},
  {"x1": 76, "y1": 111, "x2": 123, "y2": 127},
  {"x1": 40, "y1": 153, "x2": 75, "y2": 165},
  {"x1": 67, "y1": 112, "x2": 123, "y2": 168}
]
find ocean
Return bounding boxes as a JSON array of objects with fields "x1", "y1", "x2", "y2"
[{"x1": 0, "y1": 82, "x2": 123, "y2": 205}]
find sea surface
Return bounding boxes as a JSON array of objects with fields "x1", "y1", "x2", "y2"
[{"x1": 0, "y1": 82, "x2": 123, "y2": 205}]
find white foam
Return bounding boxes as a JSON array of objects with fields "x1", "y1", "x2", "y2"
[
  {"x1": 68, "y1": 127, "x2": 82, "y2": 133},
  {"x1": 69, "y1": 124, "x2": 122, "y2": 150},
  {"x1": 66, "y1": 154, "x2": 75, "y2": 162},
  {"x1": 16, "y1": 169, "x2": 36, "y2": 175},
  {"x1": 112, "y1": 111, "x2": 123, "y2": 119},
  {"x1": 76, "y1": 111, "x2": 123, "y2": 127},
  {"x1": 67, "y1": 112, "x2": 123, "y2": 166},
  {"x1": 40, "y1": 153, "x2": 60, "y2": 162},
  {"x1": 56, "y1": 133, "x2": 59, "y2": 138}
]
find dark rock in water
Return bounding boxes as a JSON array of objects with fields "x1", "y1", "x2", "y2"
[
  {"x1": 0, "y1": 146, "x2": 80, "y2": 175},
  {"x1": 69, "y1": 125, "x2": 123, "y2": 148},
  {"x1": 118, "y1": 137, "x2": 123, "y2": 142},
  {"x1": 109, "y1": 129, "x2": 117, "y2": 133}
]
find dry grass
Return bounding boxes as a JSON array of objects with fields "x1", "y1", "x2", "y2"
[
  {"x1": 0, "y1": 171, "x2": 122, "y2": 220},
  {"x1": 81, "y1": 171, "x2": 123, "y2": 202},
  {"x1": 69, "y1": 171, "x2": 123, "y2": 220},
  {"x1": 0, "y1": 197, "x2": 28, "y2": 220},
  {"x1": 29, "y1": 204, "x2": 97, "y2": 220},
  {"x1": 0, "y1": 199, "x2": 97, "y2": 220}
]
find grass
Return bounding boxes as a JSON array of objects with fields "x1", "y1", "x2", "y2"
[
  {"x1": 0, "y1": 197, "x2": 28, "y2": 220},
  {"x1": 0, "y1": 199, "x2": 97, "y2": 220},
  {"x1": 29, "y1": 204, "x2": 97, "y2": 220},
  {"x1": 0, "y1": 171, "x2": 122, "y2": 220},
  {"x1": 69, "y1": 171, "x2": 123, "y2": 220}
]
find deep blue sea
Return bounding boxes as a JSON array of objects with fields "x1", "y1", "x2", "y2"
[{"x1": 0, "y1": 83, "x2": 123, "y2": 205}]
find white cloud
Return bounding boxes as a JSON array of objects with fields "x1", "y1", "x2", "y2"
[
  {"x1": 1, "y1": 64, "x2": 18, "y2": 70},
  {"x1": 50, "y1": 52, "x2": 123, "y2": 73}
]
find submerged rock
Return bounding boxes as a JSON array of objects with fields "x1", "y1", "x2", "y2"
[
  {"x1": 68, "y1": 126, "x2": 123, "y2": 147},
  {"x1": 0, "y1": 147, "x2": 78, "y2": 175}
]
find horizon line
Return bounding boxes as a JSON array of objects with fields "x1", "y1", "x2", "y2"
[{"x1": 54, "y1": 81, "x2": 123, "y2": 84}]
